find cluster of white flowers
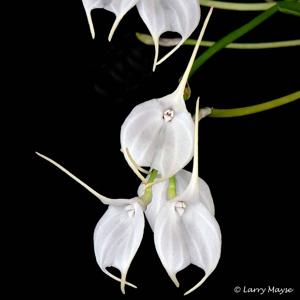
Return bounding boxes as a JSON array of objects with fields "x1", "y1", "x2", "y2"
[{"x1": 37, "y1": 1, "x2": 221, "y2": 296}]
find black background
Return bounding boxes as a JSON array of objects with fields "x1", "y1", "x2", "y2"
[{"x1": 22, "y1": 1, "x2": 300, "y2": 299}]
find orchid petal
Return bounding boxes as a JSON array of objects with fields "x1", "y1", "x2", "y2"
[
  {"x1": 136, "y1": 0, "x2": 200, "y2": 69},
  {"x1": 82, "y1": 0, "x2": 139, "y2": 39},
  {"x1": 94, "y1": 200, "x2": 145, "y2": 293},
  {"x1": 35, "y1": 152, "x2": 133, "y2": 206}
]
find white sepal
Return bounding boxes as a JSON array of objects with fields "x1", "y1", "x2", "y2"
[
  {"x1": 154, "y1": 200, "x2": 221, "y2": 290},
  {"x1": 136, "y1": 0, "x2": 200, "y2": 70},
  {"x1": 82, "y1": 0, "x2": 139, "y2": 39},
  {"x1": 94, "y1": 200, "x2": 145, "y2": 293}
]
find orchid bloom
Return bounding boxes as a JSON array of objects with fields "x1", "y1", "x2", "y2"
[
  {"x1": 35, "y1": 152, "x2": 145, "y2": 294},
  {"x1": 82, "y1": 0, "x2": 200, "y2": 69},
  {"x1": 150, "y1": 99, "x2": 221, "y2": 295},
  {"x1": 120, "y1": 8, "x2": 213, "y2": 180}
]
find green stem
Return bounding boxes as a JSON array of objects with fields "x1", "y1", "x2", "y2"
[
  {"x1": 136, "y1": 33, "x2": 300, "y2": 49},
  {"x1": 140, "y1": 169, "x2": 158, "y2": 205},
  {"x1": 186, "y1": 39, "x2": 300, "y2": 49},
  {"x1": 190, "y1": 5, "x2": 278, "y2": 77},
  {"x1": 167, "y1": 176, "x2": 177, "y2": 200},
  {"x1": 209, "y1": 91, "x2": 300, "y2": 118},
  {"x1": 199, "y1": 0, "x2": 275, "y2": 11}
]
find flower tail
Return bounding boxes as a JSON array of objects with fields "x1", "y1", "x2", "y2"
[
  {"x1": 35, "y1": 152, "x2": 126, "y2": 205},
  {"x1": 102, "y1": 268, "x2": 137, "y2": 289},
  {"x1": 152, "y1": 37, "x2": 159, "y2": 72},
  {"x1": 168, "y1": 272, "x2": 180, "y2": 288},
  {"x1": 184, "y1": 274, "x2": 209, "y2": 296},
  {"x1": 120, "y1": 269, "x2": 129, "y2": 294},
  {"x1": 175, "y1": 7, "x2": 214, "y2": 98},
  {"x1": 156, "y1": 39, "x2": 185, "y2": 67},
  {"x1": 108, "y1": 14, "x2": 124, "y2": 41}
]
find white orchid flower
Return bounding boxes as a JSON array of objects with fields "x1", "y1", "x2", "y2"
[
  {"x1": 153, "y1": 99, "x2": 222, "y2": 295},
  {"x1": 35, "y1": 152, "x2": 144, "y2": 294},
  {"x1": 120, "y1": 8, "x2": 213, "y2": 180},
  {"x1": 82, "y1": 0, "x2": 200, "y2": 69}
]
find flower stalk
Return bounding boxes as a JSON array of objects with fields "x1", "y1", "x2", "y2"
[
  {"x1": 199, "y1": 0, "x2": 275, "y2": 11},
  {"x1": 208, "y1": 91, "x2": 300, "y2": 118},
  {"x1": 136, "y1": 33, "x2": 300, "y2": 49}
]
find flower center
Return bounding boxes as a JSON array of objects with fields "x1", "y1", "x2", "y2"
[
  {"x1": 175, "y1": 201, "x2": 186, "y2": 216},
  {"x1": 163, "y1": 109, "x2": 175, "y2": 122}
]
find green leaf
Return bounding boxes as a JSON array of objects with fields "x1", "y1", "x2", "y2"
[
  {"x1": 190, "y1": 5, "x2": 278, "y2": 77},
  {"x1": 278, "y1": 1, "x2": 300, "y2": 17}
]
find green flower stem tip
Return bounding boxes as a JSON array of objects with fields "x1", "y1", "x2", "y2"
[{"x1": 209, "y1": 91, "x2": 300, "y2": 118}]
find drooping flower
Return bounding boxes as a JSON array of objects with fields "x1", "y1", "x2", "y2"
[
  {"x1": 82, "y1": 0, "x2": 201, "y2": 69},
  {"x1": 35, "y1": 152, "x2": 144, "y2": 294},
  {"x1": 152, "y1": 99, "x2": 222, "y2": 295},
  {"x1": 120, "y1": 8, "x2": 213, "y2": 180}
]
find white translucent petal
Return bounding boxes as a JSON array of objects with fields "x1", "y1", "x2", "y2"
[
  {"x1": 182, "y1": 201, "x2": 221, "y2": 295},
  {"x1": 151, "y1": 110, "x2": 194, "y2": 177},
  {"x1": 153, "y1": 201, "x2": 190, "y2": 287},
  {"x1": 121, "y1": 93, "x2": 193, "y2": 178},
  {"x1": 136, "y1": 0, "x2": 200, "y2": 67},
  {"x1": 121, "y1": 98, "x2": 163, "y2": 167},
  {"x1": 94, "y1": 200, "x2": 145, "y2": 293},
  {"x1": 82, "y1": 0, "x2": 139, "y2": 39}
]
